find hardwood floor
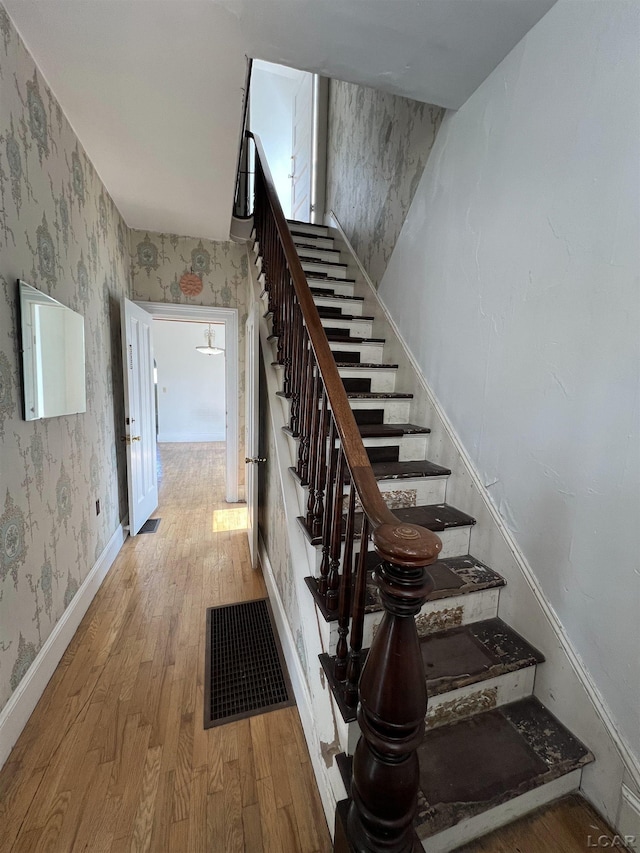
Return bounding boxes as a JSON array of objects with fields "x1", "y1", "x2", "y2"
[
  {"x1": 457, "y1": 793, "x2": 629, "y2": 853},
  {"x1": 0, "y1": 442, "x2": 332, "y2": 853}
]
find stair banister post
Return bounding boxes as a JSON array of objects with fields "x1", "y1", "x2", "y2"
[{"x1": 346, "y1": 521, "x2": 436, "y2": 853}]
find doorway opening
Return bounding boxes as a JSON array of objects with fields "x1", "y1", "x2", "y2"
[{"x1": 137, "y1": 302, "x2": 240, "y2": 503}]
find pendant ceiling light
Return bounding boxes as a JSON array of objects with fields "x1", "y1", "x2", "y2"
[{"x1": 196, "y1": 324, "x2": 224, "y2": 355}]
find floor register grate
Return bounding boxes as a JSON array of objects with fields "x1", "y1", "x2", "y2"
[{"x1": 204, "y1": 598, "x2": 294, "y2": 727}]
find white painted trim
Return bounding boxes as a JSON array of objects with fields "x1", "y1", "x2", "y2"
[
  {"x1": 258, "y1": 535, "x2": 336, "y2": 832},
  {"x1": 0, "y1": 523, "x2": 126, "y2": 770},
  {"x1": 328, "y1": 208, "x2": 640, "y2": 795},
  {"x1": 135, "y1": 302, "x2": 240, "y2": 503},
  {"x1": 158, "y1": 432, "x2": 225, "y2": 443},
  {"x1": 618, "y1": 785, "x2": 640, "y2": 846}
]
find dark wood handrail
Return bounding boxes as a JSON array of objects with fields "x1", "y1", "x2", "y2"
[{"x1": 249, "y1": 131, "x2": 441, "y2": 568}]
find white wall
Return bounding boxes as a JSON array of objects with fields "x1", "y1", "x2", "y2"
[
  {"x1": 250, "y1": 61, "x2": 308, "y2": 217},
  {"x1": 379, "y1": 0, "x2": 639, "y2": 763},
  {"x1": 153, "y1": 320, "x2": 226, "y2": 442}
]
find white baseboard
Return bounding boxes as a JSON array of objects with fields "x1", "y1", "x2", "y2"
[
  {"x1": 0, "y1": 522, "x2": 126, "y2": 770},
  {"x1": 257, "y1": 535, "x2": 337, "y2": 833},
  {"x1": 328, "y1": 209, "x2": 640, "y2": 821},
  {"x1": 157, "y1": 432, "x2": 224, "y2": 443},
  {"x1": 618, "y1": 785, "x2": 640, "y2": 849}
]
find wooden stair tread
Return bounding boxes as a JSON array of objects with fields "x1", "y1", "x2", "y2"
[
  {"x1": 318, "y1": 617, "x2": 543, "y2": 723},
  {"x1": 370, "y1": 459, "x2": 451, "y2": 479},
  {"x1": 313, "y1": 293, "x2": 364, "y2": 303},
  {"x1": 305, "y1": 554, "x2": 505, "y2": 624},
  {"x1": 420, "y1": 617, "x2": 544, "y2": 696},
  {"x1": 359, "y1": 423, "x2": 430, "y2": 437},
  {"x1": 347, "y1": 391, "x2": 413, "y2": 400},
  {"x1": 336, "y1": 361, "x2": 399, "y2": 369},
  {"x1": 335, "y1": 698, "x2": 593, "y2": 839},
  {"x1": 326, "y1": 333, "x2": 385, "y2": 343},
  {"x1": 415, "y1": 698, "x2": 593, "y2": 838},
  {"x1": 308, "y1": 276, "x2": 357, "y2": 286},
  {"x1": 300, "y1": 257, "x2": 348, "y2": 269},
  {"x1": 318, "y1": 310, "x2": 375, "y2": 321}
]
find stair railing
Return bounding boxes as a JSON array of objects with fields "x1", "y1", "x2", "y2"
[{"x1": 250, "y1": 131, "x2": 442, "y2": 852}]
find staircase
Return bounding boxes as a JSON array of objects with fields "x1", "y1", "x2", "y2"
[{"x1": 258, "y1": 216, "x2": 594, "y2": 852}]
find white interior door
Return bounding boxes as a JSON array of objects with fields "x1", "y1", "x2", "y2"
[
  {"x1": 291, "y1": 73, "x2": 313, "y2": 222},
  {"x1": 245, "y1": 302, "x2": 261, "y2": 568},
  {"x1": 121, "y1": 298, "x2": 158, "y2": 535}
]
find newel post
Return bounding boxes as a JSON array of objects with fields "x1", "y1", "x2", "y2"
[{"x1": 343, "y1": 522, "x2": 440, "y2": 853}]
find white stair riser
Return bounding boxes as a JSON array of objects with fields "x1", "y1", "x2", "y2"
[
  {"x1": 345, "y1": 477, "x2": 448, "y2": 508},
  {"x1": 345, "y1": 398, "x2": 411, "y2": 423},
  {"x1": 338, "y1": 367, "x2": 397, "y2": 392},
  {"x1": 420, "y1": 769, "x2": 583, "y2": 853},
  {"x1": 293, "y1": 234, "x2": 335, "y2": 250},
  {"x1": 425, "y1": 666, "x2": 537, "y2": 731},
  {"x1": 297, "y1": 246, "x2": 342, "y2": 263},
  {"x1": 328, "y1": 340, "x2": 385, "y2": 363},
  {"x1": 361, "y1": 434, "x2": 430, "y2": 460},
  {"x1": 319, "y1": 586, "x2": 501, "y2": 655},
  {"x1": 338, "y1": 665, "x2": 538, "y2": 756},
  {"x1": 302, "y1": 260, "x2": 348, "y2": 279},
  {"x1": 288, "y1": 222, "x2": 330, "y2": 237},
  {"x1": 314, "y1": 296, "x2": 364, "y2": 317},
  {"x1": 320, "y1": 317, "x2": 374, "y2": 338},
  {"x1": 307, "y1": 278, "x2": 356, "y2": 297},
  {"x1": 292, "y1": 476, "x2": 448, "y2": 515}
]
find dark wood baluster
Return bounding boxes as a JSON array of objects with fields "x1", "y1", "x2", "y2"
[
  {"x1": 318, "y1": 417, "x2": 337, "y2": 599},
  {"x1": 289, "y1": 307, "x2": 303, "y2": 436},
  {"x1": 312, "y1": 393, "x2": 330, "y2": 540},
  {"x1": 275, "y1": 253, "x2": 286, "y2": 366},
  {"x1": 347, "y1": 527, "x2": 435, "y2": 853},
  {"x1": 297, "y1": 337, "x2": 313, "y2": 480},
  {"x1": 344, "y1": 515, "x2": 369, "y2": 708},
  {"x1": 282, "y1": 283, "x2": 294, "y2": 399},
  {"x1": 326, "y1": 448, "x2": 346, "y2": 613},
  {"x1": 305, "y1": 368, "x2": 322, "y2": 529},
  {"x1": 334, "y1": 480, "x2": 356, "y2": 681}
]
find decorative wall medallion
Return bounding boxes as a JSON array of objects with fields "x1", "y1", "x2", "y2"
[
  {"x1": 0, "y1": 490, "x2": 27, "y2": 586},
  {"x1": 6, "y1": 132, "x2": 21, "y2": 181},
  {"x1": 58, "y1": 195, "x2": 69, "y2": 247},
  {"x1": 98, "y1": 192, "x2": 108, "y2": 237},
  {"x1": 136, "y1": 234, "x2": 159, "y2": 274},
  {"x1": 30, "y1": 430, "x2": 44, "y2": 492},
  {"x1": 26, "y1": 73, "x2": 48, "y2": 162},
  {"x1": 179, "y1": 271, "x2": 203, "y2": 296},
  {"x1": 10, "y1": 634, "x2": 37, "y2": 692},
  {"x1": 77, "y1": 253, "x2": 89, "y2": 304}
]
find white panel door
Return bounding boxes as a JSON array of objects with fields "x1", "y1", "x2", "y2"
[
  {"x1": 245, "y1": 302, "x2": 261, "y2": 568},
  {"x1": 121, "y1": 298, "x2": 158, "y2": 535},
  {"x1": 291, "y1": 72, "x2": 313, "y2": 222}
]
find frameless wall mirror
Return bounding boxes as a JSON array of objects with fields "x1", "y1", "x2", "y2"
[{"x1": 18, "y1": 280, "x2": 87, "y2": 420}]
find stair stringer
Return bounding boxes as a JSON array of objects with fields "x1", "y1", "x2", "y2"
[
  {"x1": 327, "y1": 210, "x2": 639, "y2": 831},
  {"x1": 248, "y1": 259, "x2": 347, "y2": 838}
]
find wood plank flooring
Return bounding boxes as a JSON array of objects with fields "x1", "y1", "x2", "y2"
[{"x1": 0, "y1": 442, "x2": 331, "y2": 853}]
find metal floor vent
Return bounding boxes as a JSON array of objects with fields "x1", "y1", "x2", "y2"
[
  {"x1": 204, "y1": 598, "x2": 294, "y2": 728},
  {"x1": 139, "y1": 518, "x2": 161, "y2": 534}
]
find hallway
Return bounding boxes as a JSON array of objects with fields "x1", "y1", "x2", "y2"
[{"x1": 0, "y1": 443, "x2": 331, "y2": 852}]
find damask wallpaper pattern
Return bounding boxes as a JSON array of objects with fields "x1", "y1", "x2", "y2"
[
  {"x1": 129, "y1": 229, "x2": 249, "y2": 490},
  {"x1": 0, "y1": 7, "x2": 130, "y2": 713},
  {"x1": 326, "y1": 79, "x2": 444, "y2": 289}
]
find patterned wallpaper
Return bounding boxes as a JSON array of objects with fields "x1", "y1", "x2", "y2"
[
  {"x1": 129, "y1": 229, "x2": 249, "y2": 491},
  {"x1": 0, "y1": 7, "x2": 130, "y2": 713},
  {"x1": 326, "y1": 79, "x2": 444, "y2": 288}
]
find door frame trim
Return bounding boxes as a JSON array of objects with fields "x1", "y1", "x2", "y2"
[{"x1": 136, "y1": 301, "x2": 239, "y2": 503}]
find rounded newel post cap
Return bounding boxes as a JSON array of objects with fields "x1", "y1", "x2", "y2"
[{"x1": 373, "y1": 523, "x2": 441, "y2": 568}]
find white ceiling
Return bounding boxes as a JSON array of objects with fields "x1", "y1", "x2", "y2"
[{"x1": 4, "y1": 0, "x2": 557, "y2": 241}]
